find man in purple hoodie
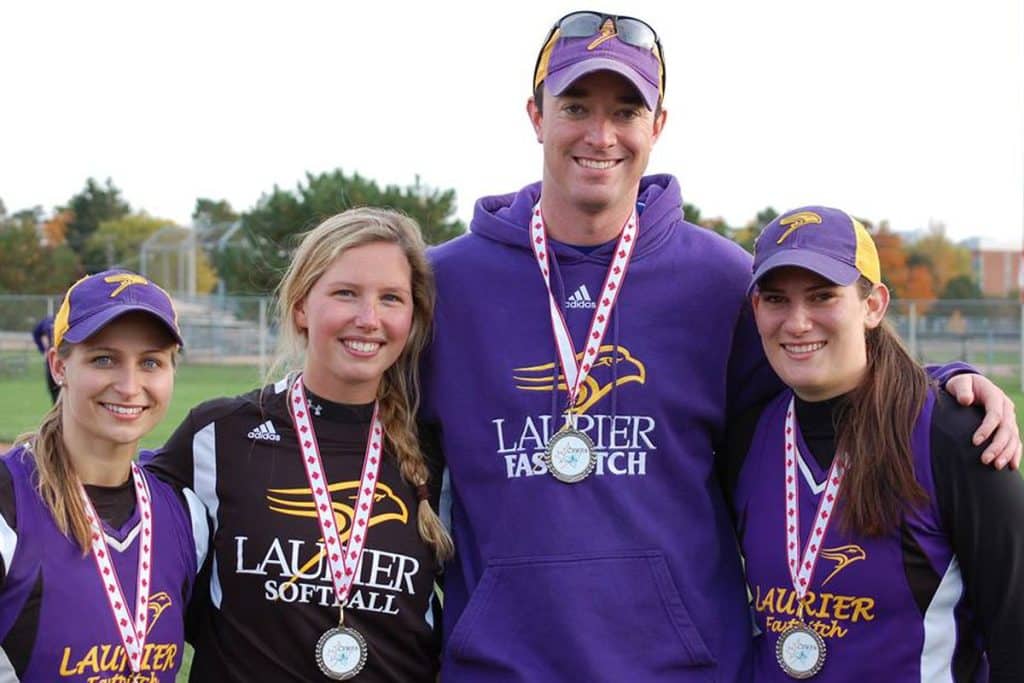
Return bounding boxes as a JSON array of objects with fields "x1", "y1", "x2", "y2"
[{"x1": 421, "y1": 11, "x2": 1020, "y2": 681}]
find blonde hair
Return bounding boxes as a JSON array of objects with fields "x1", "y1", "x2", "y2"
[
  {"x1": 270, "y1": 207, "x2": 453, "y2": 562},
  {"x1": 17, "y1": 346, "x2": 92, "y2": 553}
]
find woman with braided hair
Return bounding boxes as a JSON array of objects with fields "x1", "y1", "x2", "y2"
[{"x1": 146, "y1": 207, "x2": 452, "y2": 681}]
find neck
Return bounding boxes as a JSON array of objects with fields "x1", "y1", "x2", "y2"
[
  {"x1": 539, "y1": 196, "x2": 635, "y2": 246},
  {"x1": 61, "y1": 430, "x2": 135, "y2": 487},
  {"x1": 301, "y1": 367, "x2": 379, "y2": 405}
]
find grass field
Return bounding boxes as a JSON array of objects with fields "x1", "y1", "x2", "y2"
[
  {"x1": 0, "y1": 356, "x2": 261, "y2": 445},
  {"x1": 1, "y1": 358, "x2": 1022, "y2": 681}
]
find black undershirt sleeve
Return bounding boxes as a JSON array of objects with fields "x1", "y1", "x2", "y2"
[
  {"x1": 930, "y1": 391, "x2": 1024, "y2": 681},
  {"x1": 143, "y1": 408, "x2": 199, "y2": 490},
  {"x1": 0, "y1": 463, "x2": 14, "y2": 584},
  {"x1": 719, "y1": 402, "x2": 766, "y2": 514}
]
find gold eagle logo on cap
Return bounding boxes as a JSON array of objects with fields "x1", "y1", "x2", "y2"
[
  {"x1": 776, "y1": 211, "x2": 823, "y2": 244},
  {"x1": 587, "y1": 18, "x2": 618, "y2": 50},
  {"x1": 104, "y1": 273, "x2": 150, "y2": 297}
]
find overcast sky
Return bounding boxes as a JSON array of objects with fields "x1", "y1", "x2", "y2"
[{"x1": 2, "y1": 1, "x2": 1021, "y2": 247}]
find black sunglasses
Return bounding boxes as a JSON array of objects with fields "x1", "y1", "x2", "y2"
[{"x1": 533, "y1": 11, "x2": 666, "y2": 94}]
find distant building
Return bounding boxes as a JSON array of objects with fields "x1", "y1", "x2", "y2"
[{"x1": 963, "y1": 237, "x2": 1022, "y2": 298}]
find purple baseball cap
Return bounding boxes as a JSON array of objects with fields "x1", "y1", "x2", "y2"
[
  {"x1": 534, "y1": 15, "x2": 664, "y2": 111},
  {"x1": 52, "y1": 269, "x2": 184, "y2": 349},
  {"x1": 749, "y1": 206, "x2": 881, "y2": 295}
]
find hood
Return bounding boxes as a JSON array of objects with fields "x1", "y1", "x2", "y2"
[{"x1": 469, "y1": 175, "x2": 684, "y2": 262}]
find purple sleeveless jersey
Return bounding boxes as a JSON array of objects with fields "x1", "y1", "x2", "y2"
[
  {"x1": 0, "y1": 447, "x2": 199, "y2": 682},
  {"x1": 734, "y1": 391, "x2": 987, "y2": 682}
]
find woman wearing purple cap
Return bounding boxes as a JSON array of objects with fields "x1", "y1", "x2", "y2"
[
  {"x1": 0, "y1": 269, "x2": 208, "y2": 681},
  {"x1": 146, "y1": 207, "x2": 452, "y2": 681},
  {"x1": 720, "y1": 207, "x2": 1024, "y2": 680}
]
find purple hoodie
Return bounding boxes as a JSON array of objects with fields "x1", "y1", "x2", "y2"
[{"x1": 422, "y1": 175, "x2": 783, "y2": 681}]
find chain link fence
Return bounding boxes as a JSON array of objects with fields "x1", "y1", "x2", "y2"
[
  {"x1": 1, "y1": 294, "x2": 1022, "y2": 385},
  {"x1": 0, "y1": 294, "x2": 276, "y2": 379}
]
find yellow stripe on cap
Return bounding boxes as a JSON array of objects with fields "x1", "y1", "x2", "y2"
[
  {"x1": 51, "y1": 273, "x2": 91, "y2": 351},
  {"x1": 534, "y1": 28, "x2": 562, "y2": 90},
  {"x1": 853, "y1": 218, "x2": 881, "y2": 284}
]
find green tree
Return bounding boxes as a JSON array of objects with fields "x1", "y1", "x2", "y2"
[
  {"x1": 64, "y1": 178, "x2": 132, "y2": 263},
  {"x1": 683, "y1": 202, "x2": 701, "y2": 224},
  {"x1": 906, "y1": 222, "x2": 972, "y2": 296},
  {"x1": 84, "y1": 213, "x2": 170, "y2": 271},
  {"x1": 219, "y1": 169, "x2": 465, "y2": 294},
  {"x1": 940, "y1": 274, "x2": 982, "y2": 300},
  {"x1": 0, "y1": 221, "x2": 80, "y2": 293}
]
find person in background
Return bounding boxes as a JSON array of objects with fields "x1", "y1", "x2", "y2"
[
  {"x1": 723, "y1": 206, "x2": 1024, "y2": 680},
  {"x1": 420, "y1": 10, "x2": 1021, "y2": 681},
  {"x1": 146, "y1": 207, "x2": 452, "y2": 682},
  {"x1": 32, "y1": 313, "x2": 58, "y2": 402},
  {"x1": 0, "y1": 269, "x2": 208, "y2": 681}
]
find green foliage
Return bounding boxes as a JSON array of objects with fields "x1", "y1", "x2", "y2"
[
  {"x1": 0, "y1": 221, "x2": 80, "y2": 294},
  {"x1": 217, "y1": 169, "x2": 466, "y2": 294},
  {"x1": 63, "y1": 178, "x2": 131, "y2": 265},
  {"x1": 192, "y1": 198, "x2": 239, "y2": 227},
  {"x1": 940, "y1": 274, "x2": 983, "y2": 300},
  {"x1": 84, "y1": 213, "x2": 170, "y2": 271}
]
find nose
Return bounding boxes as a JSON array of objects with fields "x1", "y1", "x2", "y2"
[
  {"x1": 583, "y1": 114, "x2": 616, "y2": 148},
  {"x1": 113, "y1": 365, "x2": 142, "y2": 396},
  {"x1": 355, "y1": 300, "x2": 380, "y2": 330},
  {"x1": 782, "y1": 303, "x2": 813, "y2": 335}
]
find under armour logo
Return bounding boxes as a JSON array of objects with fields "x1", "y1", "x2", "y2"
[
  {"x1": 104, "y1": 273, "x2": 149, "y2": 297},
  {"x1": 309, "y1": 402, "x2": 323, "y2": 417}
]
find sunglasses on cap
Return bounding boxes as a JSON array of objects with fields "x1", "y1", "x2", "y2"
[{"x1": 533, "y1": 11, "x2": 666, "y2": 94}]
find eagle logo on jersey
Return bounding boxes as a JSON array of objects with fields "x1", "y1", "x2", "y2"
[
  {"x1": 103, "y1": 273, "x2": 150, "y2": 297},
  {"x1": 145, "y1": 591, "x2": 174, "y2": 634},
  {"x1": 513, "y1": 344, "x2": 646, "y2": 414},
  {"x1": 267, "y1": 481, "x2": 410, "y2": 589},
  {"x1": 819, "y1": 544, "x2": 867, "y2": 586}
]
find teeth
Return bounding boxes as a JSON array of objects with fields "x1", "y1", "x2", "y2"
[
  {"x1": 104, "y1": 404, "x2": 143, "y2": 415},
  {"x1": 345, "y1": 340, "x2": 380, "y2": 353},
  {"x1": 578, "y1": 158, "x2": 617, "y2": 169},
  {"x1": 784, "y1": 342, "x2": 825, "y2": 354}
]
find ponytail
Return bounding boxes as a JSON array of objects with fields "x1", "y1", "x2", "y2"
[
  {"x1": 16, "y1": 381, "x2": 94, "y2": 554},
  {"x1": 835, "y1": 278, "x2": 930, "y2": 536}
]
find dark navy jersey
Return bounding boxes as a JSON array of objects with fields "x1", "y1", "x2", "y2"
[
  {"x1": 0, "y1": 446, "x2": 207, "y2": 682},
  {"x1": 723, "y1": 389, "x2": 1024, "y2": 681},
  {"x1": 143, "y1": 378, "x2": 443, "y2": 682}
]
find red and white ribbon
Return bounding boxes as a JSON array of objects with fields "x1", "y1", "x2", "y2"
[
  {"x1": 288, "y1": 375, "x2": 383, "y2": 606},
  {"x1": 784, "y1": 398, "x2": 845, "y2": 598},
  {"x1": 80, "y1": 462, "x2": 153, "y2": 673},
  {"x1": 529, "y1": 202, "x2": 638, "y2": 415}
]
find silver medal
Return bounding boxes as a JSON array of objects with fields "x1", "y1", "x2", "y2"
[
  {"x1": 544, "y1": 427, "x2": 596, "y2": 483},
  {"x1": 776, "y1": 621, "x2": 826, "y2": 679},
  {"x1": 315, "y1": 626, "x2": 368, "y2": 680}
]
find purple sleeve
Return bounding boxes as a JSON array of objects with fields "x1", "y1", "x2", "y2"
[
  {"x1": 725, "y1": 300, "x2": 783, "y2": 430},
  {"x1": 924, "y1": 361, "x2": 978, "y2": 387}
]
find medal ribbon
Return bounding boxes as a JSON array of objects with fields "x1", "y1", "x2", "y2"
[
  {"x1": 288, "y1": 375, "x2": 383, "y2": 607},
  {"x1": 80, "y1": 462, "x2": 153, "y2": 673},
  {"x1": 784, "y1": 397, "x2": 845, "y2": 600},
  {"x1": 529, "y1": 201, "x2": 638, "y2": 416}
]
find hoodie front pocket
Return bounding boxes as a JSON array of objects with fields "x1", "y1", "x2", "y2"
[{"x1": 447, "y1": 549, "x2": 715, "y2": 680}]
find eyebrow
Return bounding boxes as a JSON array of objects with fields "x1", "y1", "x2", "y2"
[{"x1": 558, "y1": 86, "x2": 644, "y2": 106}]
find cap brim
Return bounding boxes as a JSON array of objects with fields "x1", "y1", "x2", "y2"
[
  {"x1": 748, "y1": 251, "x2": 862, "y2": 295},
  {"x1": 545, "y1": 57, "x2": 660, "y2": 111},
  {"x1": 62, "y1": 305, "x2": 184, "y2": 348}
]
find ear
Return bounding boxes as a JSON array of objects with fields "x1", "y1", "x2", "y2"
[
  {"x1": 863, "y1": 282, "x2": 890, "y2": 329},
  {"x1": 527, "y1": 96, "x2": 543, "y2": 143},
  {"x1": 294, "y1": 299, "x2": 308, "y2": 332},
  {"x1": 48, "y1": 347, "x2": 65, "y2": 386},
  {"x1": 651, "y1": 107, "x2": 668, "y2": 144}
]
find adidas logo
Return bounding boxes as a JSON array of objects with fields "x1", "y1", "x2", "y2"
[
  {"x1": 565, "y1": 284, "x2": 597, "y2": 309},
  {"x1": 247, "y1": 420, "x2": 281, "y2": 442}
]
